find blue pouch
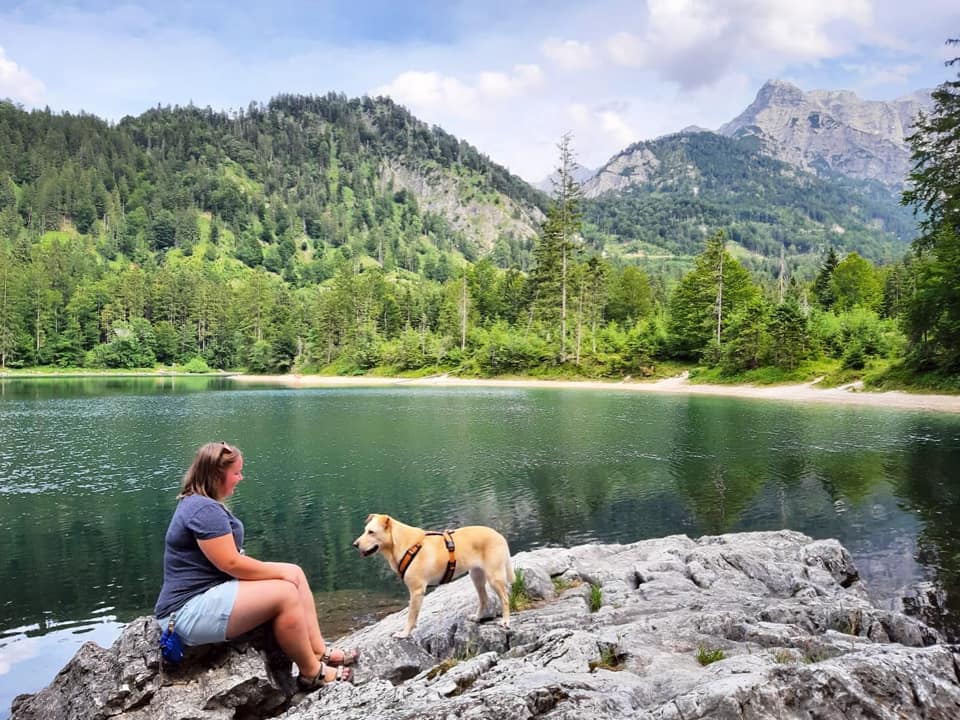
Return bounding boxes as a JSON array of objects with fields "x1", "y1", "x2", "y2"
[{"x1": 159, "y1": 615, "x2": 184, "y2": 664}]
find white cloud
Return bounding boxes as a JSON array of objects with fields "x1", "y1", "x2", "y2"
[
  {"x1": 598, "y1": 110, "x2": 635, "y2": 146},
  {"x1": 567, "y1": 103, "x2": 635, "y2": 150},
  {"x1": 841, "y1": 62, "x2": 921, "y2": 87},
  {"x1": 372, "y1": 71, "x2": 475, "y2": 110},
  {"x1": 0, "y1": 635, "x2": 38, "y2": 675},
  {"x1": 606, "y1": 32, "x2": 646, "y2": 68},
  {"x1": 477, "y1": 64, "x2": 543, "y2": 99},
  {"x1": 0, "y1": 0, "x2": 953, "y2": 182},
  {"x1": 541, "y1": 38, "x2": 596, "y2": 70},
  {"x1": 374, "y1": 64, "x2": 543, "y2": 115},
  {"x1": 0, "y1": 46, "x2": 45, "y2": 103},
  {"x1": 605, "y1": 0, "x2": 874, "y2": 88}
]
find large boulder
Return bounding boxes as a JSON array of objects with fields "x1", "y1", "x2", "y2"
[
  {"x1": 12, "y1": 531, "x2": 960, "y2": 719},
  {"x1": 10, "y1": 620, "x2": 295, "y2": 719}
]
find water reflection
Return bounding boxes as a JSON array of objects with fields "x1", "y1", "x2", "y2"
[{"x1": 1, "y1": 381, "x2": 960, "y2": 717}]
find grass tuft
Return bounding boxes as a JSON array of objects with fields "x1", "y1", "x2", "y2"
[
  {"x1": 589, "y1": 645, "x2": 625, "y2": 672},
  {"x1": 589, "y1": 583, "x2": 602, "y2": 613},
  {"x1": 696, "y1": 644, "x2": 726, "y2": 666},
  {"x1": 551, "y1": 575, "x2": 581, "y2": 593},
  {"x1": 509, "y1": 567, "x2": 532, "y2": 612}
]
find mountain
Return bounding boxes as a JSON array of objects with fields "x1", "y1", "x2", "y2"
[
  {"x1": 580, "y1": 131, "x2": 916, "y2": 267},
  {"x1": 717, "y1": 79, "x2": 933, "y2": 188},
  {"x1": 534, "y1": 165, "x2": 595, "y2": 194},
  {"x1": 0, "y1": 94, "x2": 547, "y2": 278}
]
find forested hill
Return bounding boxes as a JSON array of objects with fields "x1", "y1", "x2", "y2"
[
  {"x1": 582, "y1": 131, "x2": 917, "y2": 270},
  {"x1": 0, "y1": 94, "x2": 547, "y2": 278}
]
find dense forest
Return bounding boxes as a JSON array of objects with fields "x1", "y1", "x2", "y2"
[
  {"x1": 0, "y1": 54, "x2": 957, "y2": 384},
  {"x1": 582, "y1": 132, "x2": 917, "y2": 268}
]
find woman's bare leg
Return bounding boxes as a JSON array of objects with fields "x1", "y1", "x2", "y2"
[
  {"x1": 280, "y1": 563, "x2": 352, "y2": 661},
  {"x1": 288, "y1": 565, "x2": 327, "y2": 656},
  {"x1": 227, "y1": 579, "x2": 336, "y2": 680}
]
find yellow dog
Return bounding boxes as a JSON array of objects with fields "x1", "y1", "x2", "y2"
[{"x1": 353, "y1": 513, "x2": 514, "y2": 639}]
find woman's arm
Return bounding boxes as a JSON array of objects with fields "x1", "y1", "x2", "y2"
[{"x1": 197, "y1": 534, "x2": 301, "y2": 585}]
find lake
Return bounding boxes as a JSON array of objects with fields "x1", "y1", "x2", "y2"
[{"x1": 2, "y1": 377, "x2": 959, "y2": 717}]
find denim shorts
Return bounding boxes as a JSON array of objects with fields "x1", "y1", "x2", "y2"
[{"x1": 158, "y1": 579, "x2": 239, "y2": 646}]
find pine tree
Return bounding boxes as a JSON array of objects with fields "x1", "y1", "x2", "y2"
[
  {"x1": 531, "y1": 133, "x2": 583, "y2": 360},
  {"x1": 813, "y1": 246, "x2": 839, "y2": 309},
  {"x1": 902, "y1": 38, "x2": 960, "y2": 370},
  {"x1": 668, "y1": 231, "x2": 759, "y2": 361}
]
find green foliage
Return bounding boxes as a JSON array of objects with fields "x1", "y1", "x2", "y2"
[
  {"x1": 589, "y1": 645, "x2": 625, "y2": 672},
  {"x1": 589, "y1": 583, "x2": 602, "y2": 612},
  {"x1": 668, "y1": 231, "x2": 760, "y2": 360},
  {"x1": 182, "y1": 356, "x2": 210, "y2": 373},
  {"x1": 606, "y1": 265, "x2": 653, "y2": 324},
  {"x1": 551, "y1": 575, "x2": 580, "y2": 593},
  {"x1": 473, "y1": 322, "x2": 552, "y2": 375},
  {"x1": 0, "y1": 94, "x2": 934, "y2": 385},
  {"x1": 768, "y1": 301, "x2": 809, "y2": 370},
  {"x1": 509, "y1": 567, "x2": 532, "y2": 612},
  {"x1": 87, "y1": 320, "x2": 156, "y2": 369},
  {"x1": 696, "y1": 645, "x2": 726, "y2": 666},
  {"x1": 831, "y1": 252, "x2": 882, "y2": 311},
  {"x1": 720, "y1": 297, "x2": 770, "y2": 374},
  {"x1": 583, "y1": 132, "x2": 914, "y2": 269},
  {"x1": 901, "y1": 39, "x2": 960, "y2": 372}
]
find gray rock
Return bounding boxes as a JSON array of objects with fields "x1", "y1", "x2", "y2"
[
  {"x1": 12, "y1": 531, "x2": 960, "y2": 719},
  {"x1": 378, "y1": 160, "x2": 544, "y2": 254},
  {"x1": 718, "y1": 79, "x2": 934, "y2": 188}
]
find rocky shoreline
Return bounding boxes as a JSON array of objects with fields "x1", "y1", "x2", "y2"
[{"x1": 12, "y1": 530, "x2": 960, "y2": 719}]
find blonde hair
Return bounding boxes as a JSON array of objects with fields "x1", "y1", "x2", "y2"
[{"x1": 178, "y1": 441, "x2": 241, "y2": 500}]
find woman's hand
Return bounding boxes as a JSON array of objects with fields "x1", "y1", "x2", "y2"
[
  {"x1": 198, "y1": 536, "x2": 302, "y2": 584},
  {"x1": 270, "y1": 562, "x2": 303, "y2": 587}
]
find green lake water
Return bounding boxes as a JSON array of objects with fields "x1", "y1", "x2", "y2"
[{"x1": 2, "y1": 377, "x2": 960, "y2": 716}]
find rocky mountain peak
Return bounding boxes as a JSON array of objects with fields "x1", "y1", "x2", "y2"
[
  {"x1": 755, "y1": 78, "x2": 807, "y2": 105},
  {"x1": 718, "y1": 79, "x2": 933, "y2": 187}
]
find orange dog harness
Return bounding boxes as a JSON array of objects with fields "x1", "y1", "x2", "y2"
[{"x1": 397, "y1": 529, "x2": 457, "y2": 584}]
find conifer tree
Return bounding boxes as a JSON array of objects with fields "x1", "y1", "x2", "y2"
[
  {"x1": 902, "y1": 38, "x2": 960, "y2": 370},
  {"x1": 531, "y1": 133, "x2": 583, "y2": 360}
]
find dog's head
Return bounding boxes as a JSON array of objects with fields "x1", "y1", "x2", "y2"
[{"x1": 353, "y1": 513, "x2": 392, "y2": 557}]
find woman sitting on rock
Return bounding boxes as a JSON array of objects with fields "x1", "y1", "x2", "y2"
[{"x1": 154, "y1": 441, "x2": 357, "y2": 691}]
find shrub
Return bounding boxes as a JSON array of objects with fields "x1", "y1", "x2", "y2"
[{"x1": 182, "y1": 357, "x2": 210, "y2": 373}]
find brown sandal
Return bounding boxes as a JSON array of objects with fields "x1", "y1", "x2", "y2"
[
  {"x1": 297, "y1": 663, "x2": 354, "y2": 692},
  {"x1": 320, "y1": 647, "x2": 360, "y2": 667}
]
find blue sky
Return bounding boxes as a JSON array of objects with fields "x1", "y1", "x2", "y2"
[{"x1": 0, "y1": 0, "x2": 957, "y2": 182}]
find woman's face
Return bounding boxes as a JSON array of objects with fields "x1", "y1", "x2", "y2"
[{"x1": 219, "y1": 456, "x2": 243, "y2": 499}]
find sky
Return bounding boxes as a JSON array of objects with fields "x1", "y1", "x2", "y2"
[{"x1": 0, "y1": 0, "x2": 958, "y2": 183}]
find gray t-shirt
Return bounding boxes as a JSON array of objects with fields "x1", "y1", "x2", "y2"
[{"x1": 154, "y1": 494, "x2": 244, "y2": 619}]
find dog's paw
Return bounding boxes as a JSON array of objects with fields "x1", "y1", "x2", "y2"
[
  {"x1": 466, "y1": 613, "x2": 480, "y2": 623},
  {"x1": 391, "y1": 630, "x2": 411, "y2": 639}
]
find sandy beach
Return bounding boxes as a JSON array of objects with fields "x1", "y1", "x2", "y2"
[{"x1": 230, "y1": 372, "x2": 960, "y2": 414}]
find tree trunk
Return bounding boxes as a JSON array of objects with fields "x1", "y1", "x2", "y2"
[
  {"x1": 716, "y1": 248, "x2": 724, "y2": 346},
  {"x1": 460, "y1": 273, "x2": 467, "y2": 352},
  {"x1": 575, "y1": 275, "x2": 584, "y2": 366},
  {"x1": 560, "y1": 243, "x2": 567, "y2": 361}
]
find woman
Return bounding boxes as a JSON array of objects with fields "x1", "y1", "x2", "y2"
[{"x1": 154, "y1": 441, "x2": 357, "y2": 690}]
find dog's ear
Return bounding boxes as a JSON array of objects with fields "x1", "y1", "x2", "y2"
[
  {"x1": 365, "y1": 513, "x2": 374, "y2": 524},
  {"x1": 383, "y1": 515, "x2": 391, "y2": 529}
]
